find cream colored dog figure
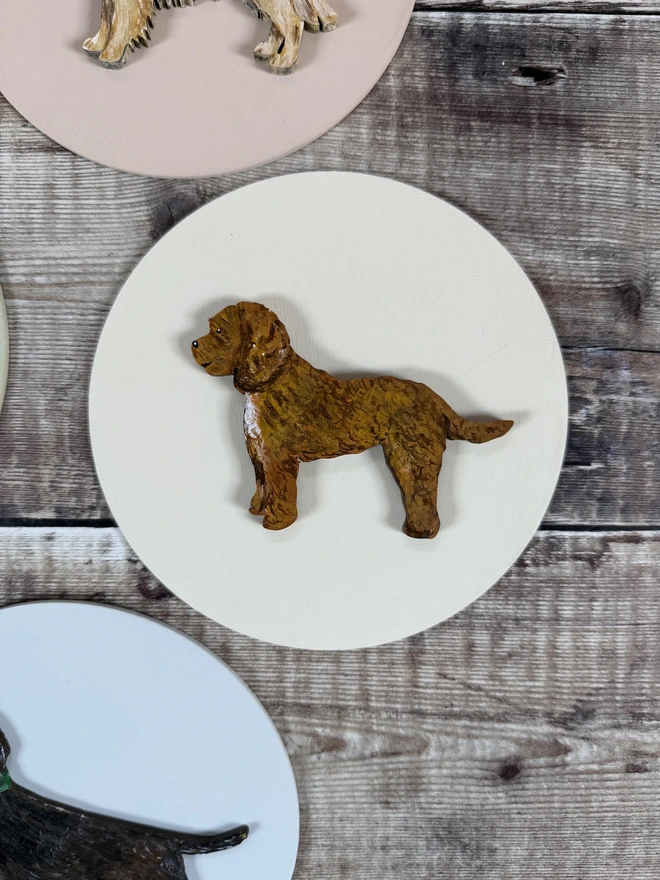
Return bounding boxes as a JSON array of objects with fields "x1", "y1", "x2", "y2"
[{"x1": 84, "y1": 0, "x2": 338, "y2": 74}]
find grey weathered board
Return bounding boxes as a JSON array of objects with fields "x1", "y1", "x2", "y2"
[
  {"x1": 421, "y1": 2, "x2": 660, "y2": 10},
  {"x1": 0, "y1": 6, "x2": 659, "y2": 880}
]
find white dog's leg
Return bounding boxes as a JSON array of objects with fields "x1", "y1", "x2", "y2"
[
  {"x1": 269, "y1": 16, "x2": 303, "y2": 74},
  {"x1": 256, "y1": 0, "x2": 304, "y2": 74},
  {"x1": 98, "y1": 0, "x2": 156, "y2": 69},
  {"x1": 83, "y1": 0, "x2": 114, "y2": 56},
  {"x1": 254, "y1": 25, "x2": 284, "y2": 61},
  {"x1": 293, "y1": 0, "x2": 338, "y2": 32}
]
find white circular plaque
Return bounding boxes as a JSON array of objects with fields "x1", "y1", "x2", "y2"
[
  {"x1": 90, "y1": 172, "x2": 568, "y2": 649},
  {"x1": 0, "y1": 602, "x2": 299, "y2": 880}
]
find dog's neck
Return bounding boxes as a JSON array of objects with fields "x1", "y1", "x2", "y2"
[
  {"x1": 235, "y1": 349, "x2": 301, "y2": 394},
  {"x1": 0, "y1": 768, "x2": 11, "y2": 793}
]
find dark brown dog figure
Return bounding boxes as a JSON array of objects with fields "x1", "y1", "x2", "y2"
[
  {"x1": 192, "y1": 302, "x2": 513, "y2": 539},
  {"x1": 0, "y1": 727, "x2": 248, "y2": 880}
]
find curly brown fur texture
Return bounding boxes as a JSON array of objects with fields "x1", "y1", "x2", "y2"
[
  {"x1": 0, "y1": 727, "x2": 248, "y2": 880},
  {"x1": 84, "y1": 0, "x2": 337, "y2": 73},
  {"x1": 191, "y1": 302, "x2": 513, "y2": 539}
]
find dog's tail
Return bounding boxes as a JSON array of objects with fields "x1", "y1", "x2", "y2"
[
  {"x1": 177, "y1": 824, "x2": 249, "y2": 855},
  {"x1": 445, "y1": 407, "x2": 513, "y2": 444}
]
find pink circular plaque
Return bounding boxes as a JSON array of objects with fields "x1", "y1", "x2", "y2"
[{"x1": 0, "y1": 0, "x2": 414, "y2": 178}]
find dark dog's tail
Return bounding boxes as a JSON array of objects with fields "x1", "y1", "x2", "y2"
[
  {"x1": 177, "y1": 824, "x2": 249, "y2": 855},
  {"x1": 446, "y1": 409, "x2": 513, "y2": 444}
]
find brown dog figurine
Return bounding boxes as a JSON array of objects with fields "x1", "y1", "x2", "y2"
[{"x1": 192, "y1": 303, "x2": 513, "y2": 539}]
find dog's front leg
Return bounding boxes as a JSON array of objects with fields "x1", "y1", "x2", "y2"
[
  {"x1": 254, "y1": 25, "x2": 284, "y2": 62},
  {"x1": 247, "y1": 447, "x2": 267, "y2": 516},
  {"x1": 261, "y1": 455, "x2": 300, "y2": 531},
  {"x1": 83, "y1": 0, "x2": 113, "y2": 56},
  {"x1": 98, "y1": 0, "x2": 155, "y2": 69},
  {"x1": 255, "y1": 0, "x2": 304, "y2": 75}
]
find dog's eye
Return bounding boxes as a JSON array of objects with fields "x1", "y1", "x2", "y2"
[{"x1": 216, "y1": 328, "x2": 223, "y2": 335}]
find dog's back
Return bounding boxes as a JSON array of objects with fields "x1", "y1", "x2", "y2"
[{"x1": 0, "y1": 780, "x2": 247, "y2": 880}]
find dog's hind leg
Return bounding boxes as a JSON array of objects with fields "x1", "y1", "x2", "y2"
[
  {"x1": 293, "y1": 0, "x2": 338, "y2": 32},
  {"x1": 83, "y1": 0, "x2": 114, "y2": 56},
  {"x1": 254, "y1": 25, "x2": 284, "y2": 62},
  {"x1": 383, "y1": 444, "x2": 443, "y2": 539},
  {"x1": 159, "y1": 852, "x2": 189, "y2": 880}
]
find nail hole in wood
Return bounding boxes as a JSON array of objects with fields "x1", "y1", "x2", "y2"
[
  {"x1": 510, "y1": 65, "x2": 567, "y2": 87},
  {"x1": 498, "y1": 761, "x2": 521, "y2": 782}
]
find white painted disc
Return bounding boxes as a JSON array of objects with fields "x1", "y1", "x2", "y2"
[
  {"x1": 90, "y1": 172, "x2": 568, "y2": 649},
  {"x1": 0, "y1": 602, "x2": 299, "y2": 880}
]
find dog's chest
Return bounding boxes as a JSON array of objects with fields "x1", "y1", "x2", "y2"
[{"x1": 244, "y1": 395, "x2": 263, "y2": 441}]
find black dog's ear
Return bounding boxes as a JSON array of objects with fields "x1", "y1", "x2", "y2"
[
  {"x1": 0, "y1": 728, "x2": 10, "y2": 768},
  {"x1": 234, "y1": 302, "x2": 291, "y2": 393}
]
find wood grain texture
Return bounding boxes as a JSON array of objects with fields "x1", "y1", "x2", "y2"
[{"x1": 1, "y1": 527, "x2": 660, "y2": 878}]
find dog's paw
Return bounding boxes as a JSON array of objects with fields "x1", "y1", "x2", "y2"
[
  {"x1": 268, "y1": 57, "x2": 298, "y2": 76},
  {"x1": 98, "y1": 44, "x2": 131, "y2": 69},
  {"x1": 304, "y1": 14, "x2": 338, "y2": 33},
  {"x1": 268, "y1": 45, "x2": 299, "y2": 75},
  {"x1": 249, "y1": 493, "x2": 266, "y2": 516},
  {"x1": 262, "y1": 511, "x2": 298, "y2": 530},
  {"x1": 254, "y1": 39, "x2": 279, "y2": 61},
  {"x1": 402, "y1": 516, "x2": 440, "y2": 539},
  {"x1": 83, "y1": 34, "x2": 106, "y2": 56}
]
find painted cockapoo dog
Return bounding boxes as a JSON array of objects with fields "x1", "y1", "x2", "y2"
[
  {"x1": 0, "y1": 726, "x2": 248, "y2": 880},
  {"x1": 84, "y1": 0, "x2": 338, "y2": 74},
  {"x1": 191, "y1": 302, "x2": 513, "y2": 539}
]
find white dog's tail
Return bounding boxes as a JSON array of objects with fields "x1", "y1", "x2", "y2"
[{"x1": 293, "y1": 0, "x2": 339, "y2": 31}]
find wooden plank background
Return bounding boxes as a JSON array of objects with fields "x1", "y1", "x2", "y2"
[{"x1": 1, "y1": 5, "x2": 659, "y2": 878}]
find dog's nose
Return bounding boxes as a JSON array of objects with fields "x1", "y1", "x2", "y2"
[{"x1": 192, "y1": 340, "x2": 199, "y2": 348}]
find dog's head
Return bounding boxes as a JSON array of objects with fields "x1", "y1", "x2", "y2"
[
  {"x1": 0, "y1": 728, "x2": 10, "y2": 770},
  {"x1": 192, "y1": 302, "x2": 292, "y2": 393}
]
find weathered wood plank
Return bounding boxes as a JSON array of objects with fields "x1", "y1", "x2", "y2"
[
  {"x1": 0, "y1": 306, "x2": 657, "y2": 526},
  {"x1": 548, "y1": 348, "x2": 660, "y2": 526},
  {"x1": 2, "y1": 13, "x2": 660, "y2": 351},
  {"x1": 418, "y1": 1, "x2": 660, "y2": 11},
  {"x1": 1, "y1": 527, "x2": 659, "y2": 878}
]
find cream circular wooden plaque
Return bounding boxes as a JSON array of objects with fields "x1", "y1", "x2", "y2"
[
  {"x1": 0, "y1": 602, "x2": 300, "y2": 880},
  {"x1": 0, "y1": 0, "x2": 414, "y2": 178},
  {"x1": 90, "y1": 172, "x2": 568, "y2": 650}
]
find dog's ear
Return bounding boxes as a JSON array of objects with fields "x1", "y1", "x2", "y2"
[
  {"x1": 0, "y1": 729, "x2": 10, "y2": 768},
  {"x1": 234, "y1": 303, "x2": 291, "y2": 393}
]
